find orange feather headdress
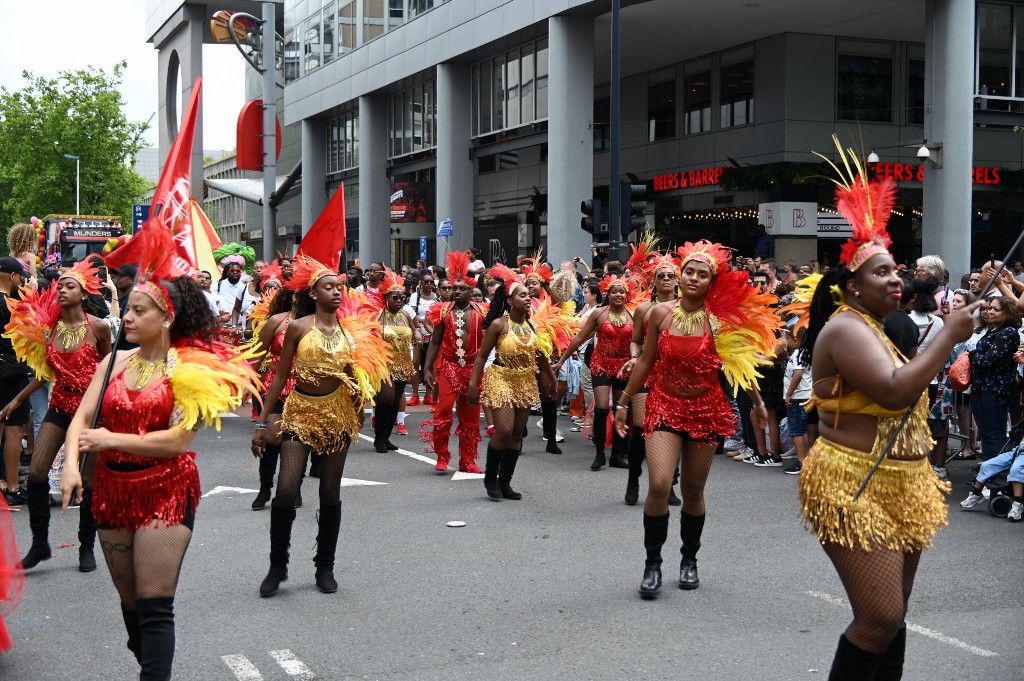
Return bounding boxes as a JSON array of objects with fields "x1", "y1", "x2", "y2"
[
  {"x1": 58, "y1": 259, "x2": 103, "y2": 296},
  {"x1": 520, "y1": 252, "x2": 553, "y2": 285},
  {"x1": 285, "y1": 255, "x2": 336, "y2": 292},
  {"x1": 624, "y1": 231, "x2": 660, "y2": 287},
  {"x1": 814, "y1": 135, "x2": 895, "y2": 272},
  {"x1": 675, "y1": 240, "x2": 731, "y2": 276},
  {"x1": 488, "y1": 263, "x2": 525, "y2": 295},
  {"x1": 445, "y1": 250, "x2": 476, "y2": 286},
  {"x1": 378, "y1": 267, "x2": 406, "y2": 296}
]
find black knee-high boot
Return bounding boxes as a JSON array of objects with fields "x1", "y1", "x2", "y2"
[
  {"x1": 136, "y1": 596, "x2": 175, "y2": 681},
  {"x1": 314, "y1": 502, "x2": 342, "y2": 593},
  {"x1": 639, "y1": 512, "x2": 669, "y2": 598},
  {"x1": 591, "y1": 409, "x2": 609, "y2": 470},
  {"x1": 260, "y1": 505, "x2": 295, "y2": 597},
  {"x1": 20, "y1": 480, "x2": 52, "y2": 570},
  {"x1": 541, "y1": 399, "x2": 561, "y2": 454},
  {"x1": 484, "y1": 445, "x2": 503, "y2": 499},
  {"x1": 373, "y1": 405, "x2": 393, "y2": 453},
  {"x1": 78, "y1": 489, "x2": 97, "y2": 572},
  {"x1": 252, "y1": 443, "x2": 279, "y2": 510},
  {"x1": 498, "y1": 448, "x2": 522, "y2": 500},
  {"x1": 678, "y1": 511, "x2": 705, "y2": 589},
  {"x1": 385, "y1": 399, "x2": 401, "y2": 449},
  {"x1": 828, "y1": 634, "x2": 882, "y2": 680},
  {"x1": 625, "y1": 426, "x2": 645, "y2": 505},
  {"x1": 874, "y1": 627, "x2": 906, "y2": 681},
  {"x1": 121, "y1": 603, "x2": 142, "y2": 662},
  {"x1": 609, "y1": 427, "x2": 628, "y2": 468}
]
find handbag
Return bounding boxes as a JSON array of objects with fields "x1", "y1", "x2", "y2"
[{"x1": 948, "y1": 351, "x2": 971, "y2": 392}]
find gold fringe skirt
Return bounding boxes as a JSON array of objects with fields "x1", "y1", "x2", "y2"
[
  {"x1": 283, "y1": 387, "x2": 360, "y2": 453},
  {"x1": 798, "y1": 438, "x2": 950, "y2": 553},
  {"x1": 481, "y1": 365, "x2": 538, "y2": 409}
]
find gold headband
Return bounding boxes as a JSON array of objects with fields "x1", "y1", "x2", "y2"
[{"x1": 134, "y1": 282, "x2": 170, "y2": 313}]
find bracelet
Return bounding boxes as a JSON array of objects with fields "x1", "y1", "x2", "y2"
[
  {"x1": 620, "y1": 391, "x2": 634, "y2": 402},
  {"x1": 753, "y1": 402, "x2": 765, "y2": 409},
  {"x1": 253, "y1": 421, "x2": 268, "y2": 429},
  {"x1": 630, "y1": 354, "x2": 639, "y2": 359},
  {"x1": 615, "y1": 403, "x2": 629, "y2": 410}
]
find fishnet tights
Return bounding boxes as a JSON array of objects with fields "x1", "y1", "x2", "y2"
[
  {"x1": 272, "y1": 437, "x2": 348, "y2": 508},
  {"x1": 823, "y1": 542, "x2": 921, "y2": 653},
  {"x1": 489, "y1": 406, "x2": 530, "y2": 451},
  {"x1": 264, "y1": 413, "x2": 284, "y2": 447},
  {"x1": 631, "y1": 392, "x2": 646, "y2": 427},
  {"x1": 99, "y1": 524, "x2": 193, "y2": 608},
  {"x1": 642, "y1": 431, "x2": 715, "y2": 516},
  {"x1": 28, "y1": 421, "x2": 96, "y2": 493},
  {"x1": 593, "y1": 385, "x2": 621, "y2": 413}
]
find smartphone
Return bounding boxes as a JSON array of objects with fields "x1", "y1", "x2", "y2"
[{"x1": 98, "y1": 265, "x2": 108, "y2": 282}]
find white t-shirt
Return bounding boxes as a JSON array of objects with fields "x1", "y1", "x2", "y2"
[
  {"x1": 214, "y1": 278, "x2": 246, "y2": 316},
  {"x1": 203, "y1": 290, "x2": 220, "y2": 317},
  {"x1": 908, "y1": 310, "x2": 944, "y2": 384},
  {"x1": 784, "y1": 349, "x2": 812, "y2": 401},
  {"x1": 468, "y1": 259, "x2": 486, "y2": 275}
]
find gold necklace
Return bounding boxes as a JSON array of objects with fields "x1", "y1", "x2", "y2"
[
  {"x1": 314, "y1": 323, "x2": 347, "y2": 353},
  {"x1": 54, "y1": 319, "x2": 86, "y2": 349},
  {"x1": 506, "y1": 315, "x2": 533, "y2": 340},
  {"x1": 608, "y1": 309, "x2": 630, "y2": 327},
  {"x1": 672, "y1": 305, "x2": 707, "y2": 335},
  {"x1": 383, "y1": 309, "x2": 405, "y2": 326},
  {"x1": 127, "y1": 354, "x2": 166, "y2": 390}
]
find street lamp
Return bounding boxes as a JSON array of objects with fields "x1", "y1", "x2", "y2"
[{"x1": 63, "y1": 153, "x2": 80, "y2": 214}]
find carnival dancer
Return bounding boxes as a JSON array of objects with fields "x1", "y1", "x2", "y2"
[
  {"x1": 619, "y1": 252, "x2": 682, "y2": 506},
  {"x1": 59, "y1": 224, "x2": 260, "y2": 679},
  {"x1": 614, "y1": 240, "x2": 779, "y2": 598},
  {"x1": 796, "y1": 140, "x2": 977, "y2": 680},
  {"x1": 521, "y1": 257, "x2": 563, "y2": 449},
  {"x1": 2, "y1": 260, "x2": 112, "y2": 572},
  {"x1": 372, "y1": 268, "x2": 421, "y2": 453},
  {"x1": 422, "y1": 251, "x2": 488, "y2": 474},
  {"x1": 247, "y1": 277, "x2": 295, "y2": 511},
  {"x1": 553, "y1": 276, "x2": 638, "y2": 470},
  {"x1": 0, "y1": 491, "x2": 23, "y2": 652},
  {"x1": 469, "y1": 265, "x2": 557, "y2": 499},
  {"x1": 252, "y1": 256, "x2": 389, "y2": 597}
]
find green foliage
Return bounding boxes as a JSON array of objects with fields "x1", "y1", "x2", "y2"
[
  {"x1": 0, "y1": 61, "x2": 151, "y2": 245},
  {"x1": 718, "y1": 161, "x2": 834, "y2": 192}
]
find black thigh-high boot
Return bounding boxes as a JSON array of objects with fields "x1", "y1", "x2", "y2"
[
  {"x1": 314, "y1": 502, "x2": 342, "y2": 593},
  {"x1": 639, "y1": 512, "x2": 669, "y2": 599},
  {"x1": 483, "y1": 445, "x2": 503, "y2": 500},
  {"x1": 541, "y1": 399, "x2": 561, "y2": 454},
  {"x1": 678, "y1": 511, "x2": 705, "y2": 589},
  {"x1": 827, "y1": 634, "x2": 882, "y2": 680},
  {"x1": 609, "y1": 426, "x2": 629, "y2": 468},
  {"x1": 373, "y1": 404, "x2": 393, "y2": 453},
  {"x1": 591, "y1": 409, "x2": 609, "y2": 470},
  {"x1": 498, "y1": 448, "x2": 522, "y2": 500},
  {"x1": 121, "y1": 603, "x2": 141, "y2": 662},
  {"x1": 20, "y1": 479, "x2": 52, "y2": 570},
  {"x1": 625, "y1": 426, "x2": 645, "y2": 505},
  {"x1": 252, "y1": 443, "x2": 279, "y2": 510},
  {"x1": 874, "y1": 627, "x2": 906, "y2": 681},
  {"x1": 260, "y1": 505, "x2": 295, "y2": 597},
  {"x1": 77, "y1": 489, "x2": 97, "y2": 572},
  {"x1": 136, "y1": 596, "x2": 175, "y2": 681}
]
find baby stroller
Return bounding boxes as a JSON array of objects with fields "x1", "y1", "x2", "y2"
[{"x1": 971, "y1": 419, "x2": 1024, "y2": 518}]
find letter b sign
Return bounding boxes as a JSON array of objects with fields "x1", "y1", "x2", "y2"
[{"x1": 793, "y1": 209, "x2": 806, "y2": 229}]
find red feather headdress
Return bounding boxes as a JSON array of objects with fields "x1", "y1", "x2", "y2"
[
  {"x1": 520, "y1": 252, "x2": 553, "y2": 284},
  {"x1": 286, "y1": 255, "x2": 336, "y2": 291},
  {"x1": 625, "y1": 231, "x2": 660, "y2": 287},
  {"x1": 131, "y1": 223, "x2": 178, "y2": 313},
  {"x1": 378, "y1": 267, "x2": 406, "y2": 296},
  {"x1": 445, "y1": 250, "x2": 476, "y2": 286},
  {"x1": 815, "y1": 135, "x2": 895, "y2": 272},
  {"x1": 675, "y1": 240, "x2": 731, "y2": 276},
  {"x1": 649, "y1": 251, "x2": 682, "y2": 278},
  {"x1": 261, "y1": 262, "x2": 283, "y2": 288},
  {"x1": 488, "y1": 263, "x2": 525, "y2": 295},
  {"x1": 58, "y1": 259, "x2": 103, "y2": 296},
  {"x1": 598, "y1": 275, "x2": 639, "y2": 303}
]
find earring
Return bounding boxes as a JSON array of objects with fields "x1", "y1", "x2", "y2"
[
  {"x1": 309, "y1": 292, "x2": 316, "y2": 299},
  {"x1": 161, "y1": 321, "x2": 171, "y2": 328},
  {"x1": 854, "y1": 291, "x2": 860, "y2": 297}
]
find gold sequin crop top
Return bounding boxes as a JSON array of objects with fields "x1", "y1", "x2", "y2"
[
  {"x1": 292, "y1": 319, "x2": 355, "y2": 383},
  {"x1": 494, "y1": 320, "x2": 538, "y2": 372}
]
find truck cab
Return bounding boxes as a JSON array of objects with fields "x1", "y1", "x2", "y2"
[{"x1": 43, "y1": 215, "x2": 124, "y2": 267}]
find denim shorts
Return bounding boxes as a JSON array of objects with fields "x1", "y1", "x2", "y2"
[{"x1": 786, "y1": 402, "x2": 808, "y2": 437}]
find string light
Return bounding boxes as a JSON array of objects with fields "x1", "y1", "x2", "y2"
[{"x1": 666, "y1": 207, "x2": 760, "y2": 221}]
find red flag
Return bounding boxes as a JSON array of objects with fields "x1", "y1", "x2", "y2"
[
  {"x1": 106, "y1": 78, "x2": 203, "y2": 275},
  {"x1": 296, "y1": 183, "x2": 346, "y2": 270}
]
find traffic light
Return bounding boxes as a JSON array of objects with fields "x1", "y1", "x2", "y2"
[
  {"x1": 581, "y1": 198, "x2": 602, "y2": 234},
  {"x1": 620, "y1": 183, "x2": 647, "y2": 239}
]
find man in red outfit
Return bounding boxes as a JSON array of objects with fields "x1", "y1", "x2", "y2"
[{"x1": 422, "y1": 251, "x2": 486, "y2": 473}]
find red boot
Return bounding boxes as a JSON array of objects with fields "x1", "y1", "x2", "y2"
[{"x1": 434, "y1": 451, "x2": 450, "y2": 474}]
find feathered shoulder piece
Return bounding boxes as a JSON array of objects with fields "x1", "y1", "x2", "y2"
[
  {"x1": 445, "y1": 250, "x2": 476, "y2": 286},
  {"x1": 3, "y1": 281, "x2": 61, "y2": 382},
  {"x1": 286, "y1": 255, "x2": 335, "y2": 292},
  {"x1": 676, "y1": 240, "x2": 731, "y2": 276},
  {"x1": 427, "y1": 300, "x2": 448, "y2": 327},
  {"x1": 778, "y1": 274, "x2": 822, "y2": 337},
  {"x1": 625, "y1": 230, "x2": 660, "y2": 287},
  {"x1": 814, "y1": 135, "x2": 895, "y2": 272},
  {"x1": 247, "y1": 296, "x2": 273, "y2": 336},
  {"x1": 59, "y1": 259, "x2": 103, "y2": 295},
  {"x1": 335, "y1": 296, "x2": 391, "y2": 402},
  {"x1": 488, "y1": 263, "x2": 523, "y2": 295},
  {"x1": 704, "y1": 268, "x2": 784, "y2": 391},
  {"x1": 530, "y1": 293, "x2": 581, "y2": 357},
  {"x1": 166, "y1": 343, "x2": 262, "y2": 431},
  {"x1": 549, "y1": 269, "x2": 577, "y2": 304}
]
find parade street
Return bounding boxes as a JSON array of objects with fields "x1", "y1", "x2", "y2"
[{"x1": 2, "y1": 406, "x2": 1020, "y2": 681}]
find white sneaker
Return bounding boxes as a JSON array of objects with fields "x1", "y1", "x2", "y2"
[
  {"x1": 780, "y1": 447, "x2": 798, "y2": 460},
  {"x1": 960, "y1": 491, "x2": 986, "y2": 509},
  {"x1": 982, "y1": 487, "x2": 991, "y2": 499},
  {"x1": 932, "y1": 466, "x2": 948, "y2": 481},
  {"x1": 1008, "y1": 501, "x2": 1023, "y2": 522},
  {"x1": 554, "y1": 429, "x2": 565, "y2": 443},
  {"x1": 724, "y1": 438, "x2": 744, "y2": 451}
]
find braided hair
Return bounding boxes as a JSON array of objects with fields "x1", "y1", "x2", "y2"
[{"x1": 799, "y1": 267, "x2": 854, "y2": 368}]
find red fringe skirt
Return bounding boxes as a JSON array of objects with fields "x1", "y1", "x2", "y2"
[
  {"x1": 93, "y1": 452, "x2": 201, "y2": 530},
  {"x1": 643, "y1": 384, "x2": 735, "y2": 441}
]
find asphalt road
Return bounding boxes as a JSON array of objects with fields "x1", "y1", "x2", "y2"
[{"x1": 2, "y1": 405, "x2": 1020, "y2": 680}]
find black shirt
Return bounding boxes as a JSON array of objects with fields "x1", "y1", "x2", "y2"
[
  {"x1": 883, "y1": 310, "x2": 919, "y2": 359},
  {"x1": 0, "y1": 291, "x2": 29, "y2": 378}
]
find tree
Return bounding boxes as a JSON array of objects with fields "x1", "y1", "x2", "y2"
[{"x1": 0, "y1": 61, "x2": 151, "y2": 244}]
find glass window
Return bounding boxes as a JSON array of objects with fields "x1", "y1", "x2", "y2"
[
  {"x1": 409, "y1": 0, "x2": 436, "y2": 18},
  {"x1": 977, "y1": 3, "x2": 1014, "y2": 109},
  {"x1": 364, "y1": 0, "x2": 385, "y2": 43},
  {"x1": 390, "y1": 95, "x2": 402, "y2": 157},
  {"x1": 536, "y1": 38, "x2": 549, "y2": 120},
  {"x1": 388, "y1": 0, "x2": 404, "y2": 31},
  {"x1": 338, "y1": 0, "x2": 356, "y2": 53},
  {"x1": 327, "y1": 111, "x2": 360, "y2": 174},
  {"x1": 425, "y1": 82, "x2": 435, "y2": 148},
  {"x1": 594, "y1": 97, "x2": 610, "y2": 151},
  {"x1": 304, "y1": 12, "x2": 322, "y2": 73},
  {"x1": 322, "y1": 3, "x2": 336, "y2": 65},
  {"x1": 493, "y1": 56, "x2": 505, "y2": 131},
  {"x1": 479, "y1": 60, "x2": 493, "y2": 134},
  {"x1": 506, "y1": 49, "x2": 521, "y2": 128},
  {"x1": 720, "y1": 60, "x2": 754, "y2": 128},
  {"x1": 908, "y1": 59, "x2": 925, "y2": 125},
  {"x1": 521, "y1": 44, "x2": 535, "y2": 124},
  {"x1": 284, "y1": 30, "x2": 300, "y2": 83},
  {"x1": 648, "y1": 69, "x2": 676, "y2": 140},
  {"x1": 413, "y1": 86, "x2": 423, "y2": 151},
  {"x1": 837, "y1": 55, "x2": 893, "y2": 122},
  {"x1": 403, "y1": 90, "x2": 413, "y2": 155},
  {"x1": 683, "y1": 71, "x2": 711, "y2": 134}
]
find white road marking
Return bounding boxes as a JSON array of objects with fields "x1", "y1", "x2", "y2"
[
  {"x1": 219, "y1": 413, "x2": 240, "y2": 418},
  {"x1": 339, "y1": 477, "x2": 387, "y2": 487},
  {"x1": 451, "y1": 471, "x2": 485, "y2": 480},
  {"x1": 269, "y1": 649, "x2": 316, "y2": 679},
  {"x1": 221, "y1": 654, "x2": 264, "y2": 680},
  {"x1": 203, "y1": 486, "x2": 260, "y2": 498},
  {"x1": 806, "y1": 591, "x2": 999, "y2": 658},
  {"x1": 358, "y1": 433, "x2": 436, "y2": 465}
]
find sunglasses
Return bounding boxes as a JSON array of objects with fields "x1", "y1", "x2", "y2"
[
  {"x1": 655, "y1": 272, "x2": 676, "y2": 280},
  {"x1": 439, "y1": 285, "x2": 453, "y2": 290}
]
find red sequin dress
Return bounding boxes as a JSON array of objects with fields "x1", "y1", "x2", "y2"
[
  {"x1": 92, "y1": 373, "x2": 200, "y2": 530},
  {"x1": 590, "y1": 317, "x2": 633, "y2": 379},
  {"x1": 46, "y1": 335, "x2": 101, "y2": 417},
  {"x1": 643, "y1": 330, "x2": 735, "y2": 440},
  {"x1": 0, "y1": 493, "x2": 22, "y2": 652}
]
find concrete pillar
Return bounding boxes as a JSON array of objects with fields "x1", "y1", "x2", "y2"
[
  {"x1": 435, "y1": 63, "x2": 475, "y2": 262},
  {"x1": 546, "y1": 16, "x2": 594, "y2": 267},
  {"x1": 301, "y1": 118, "x2": 328, "y2": 237},
  {"x1": 155, "y1": 12, "x2": 204, "y2": 200},
  {"x1": 922, "y1": 0, "x2": 974, "y2": 280},
  {"x1": 358, "y1": 94, "x2": 391, "y2": 267}
]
